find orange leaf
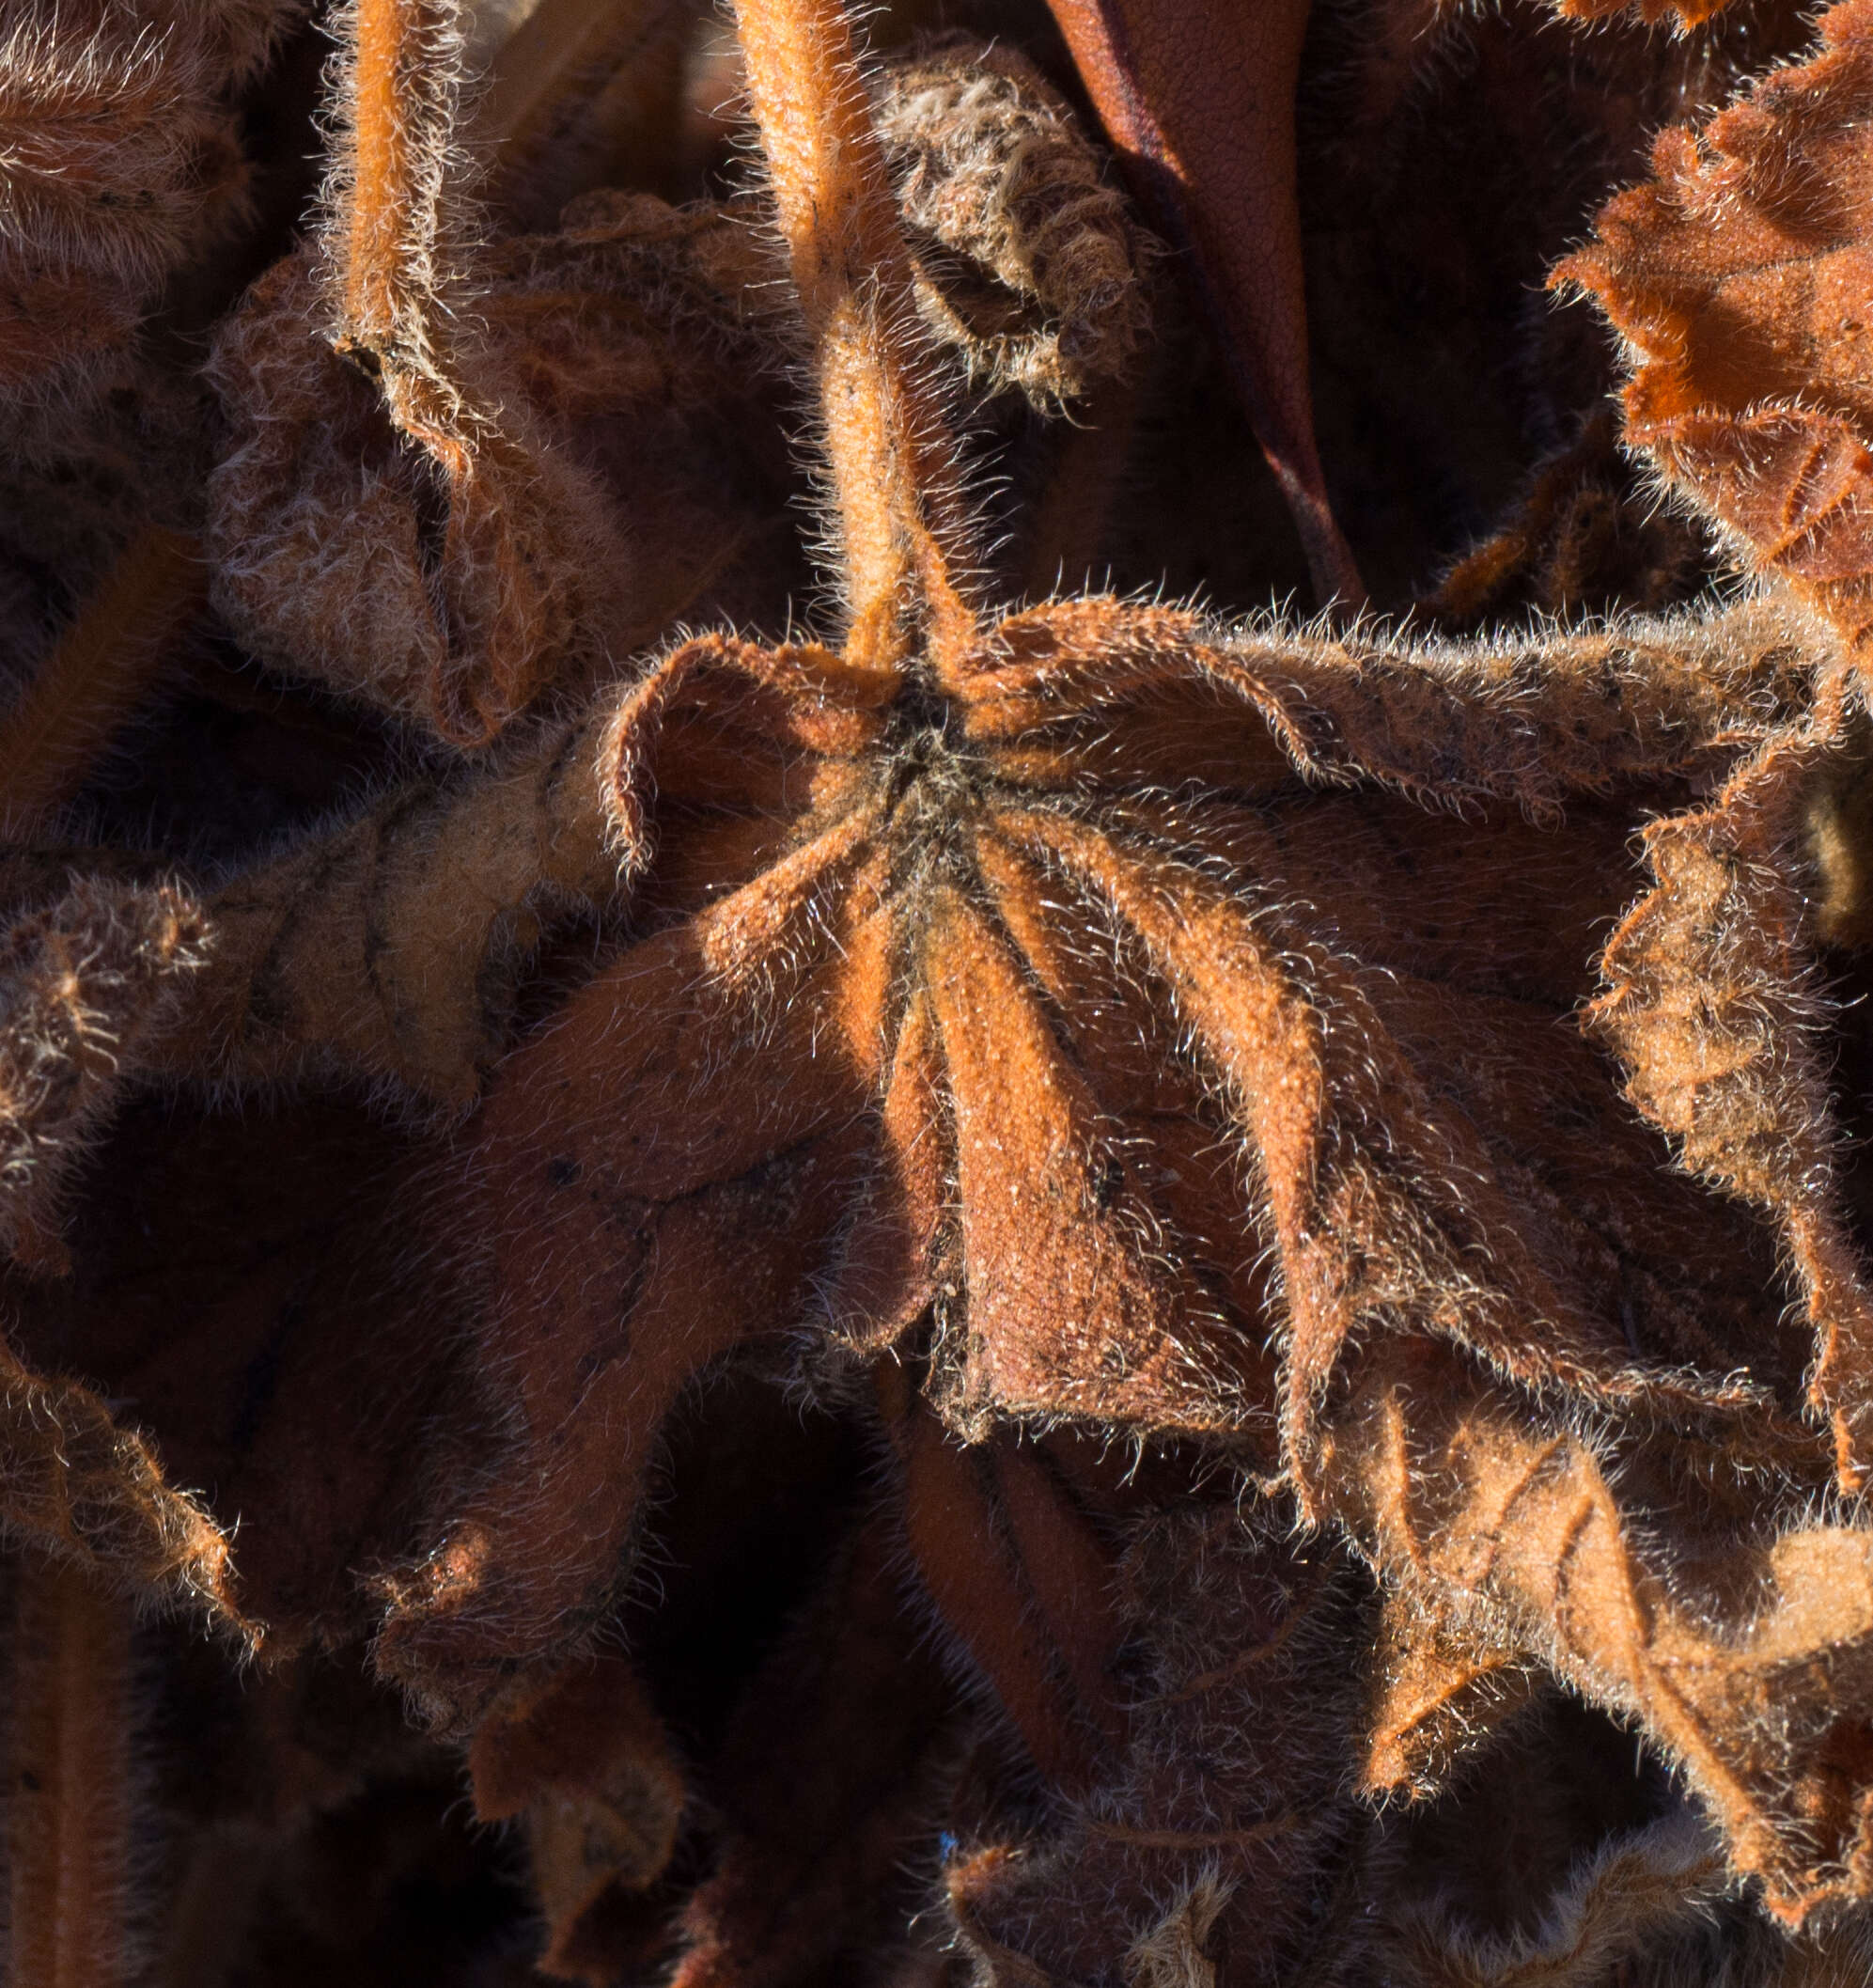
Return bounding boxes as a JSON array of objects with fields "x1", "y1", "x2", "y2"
[{"x1": 1558, "y1": 0, "x2": 1873, "y2": 659}]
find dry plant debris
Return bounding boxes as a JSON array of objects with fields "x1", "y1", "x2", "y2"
[
  {"x1": 1558, "y1": 0, "x2": 1873, "y2": 659},
  {"x1": 6, "y1": 0, "x2": 1873, "y2": 1980}
]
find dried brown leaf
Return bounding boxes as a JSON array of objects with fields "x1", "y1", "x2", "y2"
[
  {"x1": 0, "y1": 1325, "x2": 243, "y2": 1627},
  {"x1": 1428, "y1": 413, "x2": 1714, "y2": 631},
  {"x1": 208, "y1": 219, "x2": 785, "y2": 745},
  {"x1": 1319, "y1": 1336, "x2": 1873, "y2": 1925},
  {"x1": 470, "y1": 1651, "x2": 686, "y2": 1981},
  {"x1": 173, "y1": 694, "x2": 627, "y2": 1106},
  {"x1": 8, "y1": 2, "x2": 1871, "y2": 1965},
  {"x1": 0, "y1": 688, "x2": 626, "y2": 1119},
  {"x1": 1040, "y1": 0, "x2": 1362, "y2": 603},
  {"x1": 944, "y1": 1509, "x2": 1369, "y2": 1988},
  {"x1": 1383, "y1": 1811, "x2": 1732, "y2": 1988},
  {"x1": 0, "y1": 0, "x2": 295, "y2": 410},
  {"x1": 872, "y1": 35, "x2": 1153, "y2": 409},
  {"x1": 1590, "y1": 704, "x2": 1873, "y2": 1487},
  {"x1": 375, "y1": 1128, "x2": 859, "y2": 1719},
  {"x1": 0, "y1": 874, "x2": 209, "y2": 1260},
  {"x1": 889, "y1": 1409, "x2": 1125, "y2": 1797},
  {"x1": 1558, "y1": 0, "x2": 1873, "y2": 658},
  {"x1": 341, "y1": 591, "x2": 1828, "y2": 1719},
  {"x1": 1360, "y1": 1588, "x2": 1540, "y2": 1804}
]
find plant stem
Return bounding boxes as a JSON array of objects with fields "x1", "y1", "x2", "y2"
[
  {"x1": 731, "y1": 0, "x2": 978, "y2": 674},
  {"x1": 9, "y1": 1557, "x2": 133, "y2": 1988}
]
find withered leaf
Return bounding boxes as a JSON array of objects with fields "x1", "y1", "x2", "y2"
[
  {"x1": 1559, "y1": 0, "x2": 1873, "y2": 658},
  {"x1": 1591, "y1": 699, "x2": 1873, "y2": 1488},
  {"x1": 1360, "y1": 1587, "x2": 1538, "y2": 1804},
  {"x1": 208, "y1": 221, "x2": 794, "y2": 746},
  {"x1": 0, "y1": 875, "x2": 207, "y2": 1260},
  {"x1": 351, "y1": 595, "x2": 1824, "y2": 1730},
  {"x1": 217, "y1": 3, "x2": 1156, "y2": 746},
  {"x1": 6, "y1": 0, "x2": 1873, "y2": 1971},
  {"x1": 944, "y1": 1508, "x2": 1369, "y2": 1988},
  {"x1": 871, "y1": 35, "x2": 1153, "y2": 410},
  {"x1": 469, "y1": 1651, "x2": 687, "y2": 1981},
  {"x1": 0, "y1": 1337, "x2": 242, "y2": 1624},
  {"x1": 1381, "y1": 1810, "x2": 1732, "y2": 1988},
  {"x1": 0, "y1": 0, "x2": 296, "y2": 410},
  {"x1": 1319, "y1": 1335, "x2": 1873, "y2": 1925}
]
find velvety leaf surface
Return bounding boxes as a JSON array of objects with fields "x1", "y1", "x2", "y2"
[{"x1": 1561, "y1": 0, "x2": 1873, "y2": 657}]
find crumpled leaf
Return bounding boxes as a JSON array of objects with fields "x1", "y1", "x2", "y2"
[
  {"x1": 0, "y1": 1329, "x2": 243, "y2": 1625},
  {"x1": 1557, "y1": 0, "x2": 1873, "y2": 658},
  {"x1": 1360, "y1": 1587, "x2": 1538, "y2": 1803},
  {"x1": 888, "y1": 1409, "x2": 1129, "y2": 1800},
  {"x1": 268, "y1": 0, "x2": 803, "y2": 747},
  {"x1": 0, "y1": 0, "x2": 299, "y2": 411},
  {"x1": 0, "y1": 688, "x2": 626, "y2": 1131},
  {"x1": 1590, "y1": 697, "x2": 1873, "y2": 1488},
  {"x1": 207, "y1": 214, "x2": 793, "y2": 746},
  {"x1": 375, "y1": 1122, "x2": 860, "y2": 1719},
  {"x1": 1317, "y1": 1334, "x2": 1873, "y2": 1926},
  {"x1": 10, "y1": 0, "x2": 1873, "y2": 1969},
  {"x1": 944, "y1": 1507, "x2": 1370, "y2": 1988},
  {"x1": 1381, "y1": 1809, "x2": 1732, "y2": 1988},
  {"x1": 871, "y1": 35, "x2": 1153, "y2": 409},
  {"x1": 357, "y1": 592, "x2": 1822, "y2": 1731},
  {"x1": 469, "y1": 1651, "x2": 687, "y2": 1981},
  {"x1": 0, "y1": 894, "x2": 284, "y2": 1643},
  {"x1": 1428, "y1": 412, "x2": 1714, "y2": 631},
  {"x1": 165, "y1": 694, "x2": 628, "y2": 1107}
]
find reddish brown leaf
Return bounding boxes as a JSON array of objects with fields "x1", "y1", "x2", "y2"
[
  {"x1": 1319, "y1": 1336, "x2": 1873, "y2": 1926},
  {"x1": 0, "y1": 0, "x2": 291, "y2": 409},
  {"x1": 1558, "y1": 0, "x2": 1873, "y2": 658},
  {"x1": 892, "y1": 1404, "x2": 1116, "y2": 1796},
  {"x1": 944, "y1": 1508, "x2": 1369, "y2": 1985},
  {"x1": 1041, "y1": 0, "x2": 1363, "y2": 604},
  {"x1": 375, "y1": 1129, "x2": 856, "y2": 1722},
  {"x1": 1360, "y1": 1589, "x2": 1538, "y2": 1804},
  {"x1": 1591, "y1": 705, "x2": 1873, "y2": 1488},
  {"x1": 470, "y1": 1652, "x2": 686, "y2": 1982}
]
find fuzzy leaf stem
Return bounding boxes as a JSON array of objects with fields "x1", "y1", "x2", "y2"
[
  {"x1": 8, "y1": 1557, "x2": 133, "y2": 1988},
  {"x1": 731, "y1": 0, "x2": 977, "y2": 674}
]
